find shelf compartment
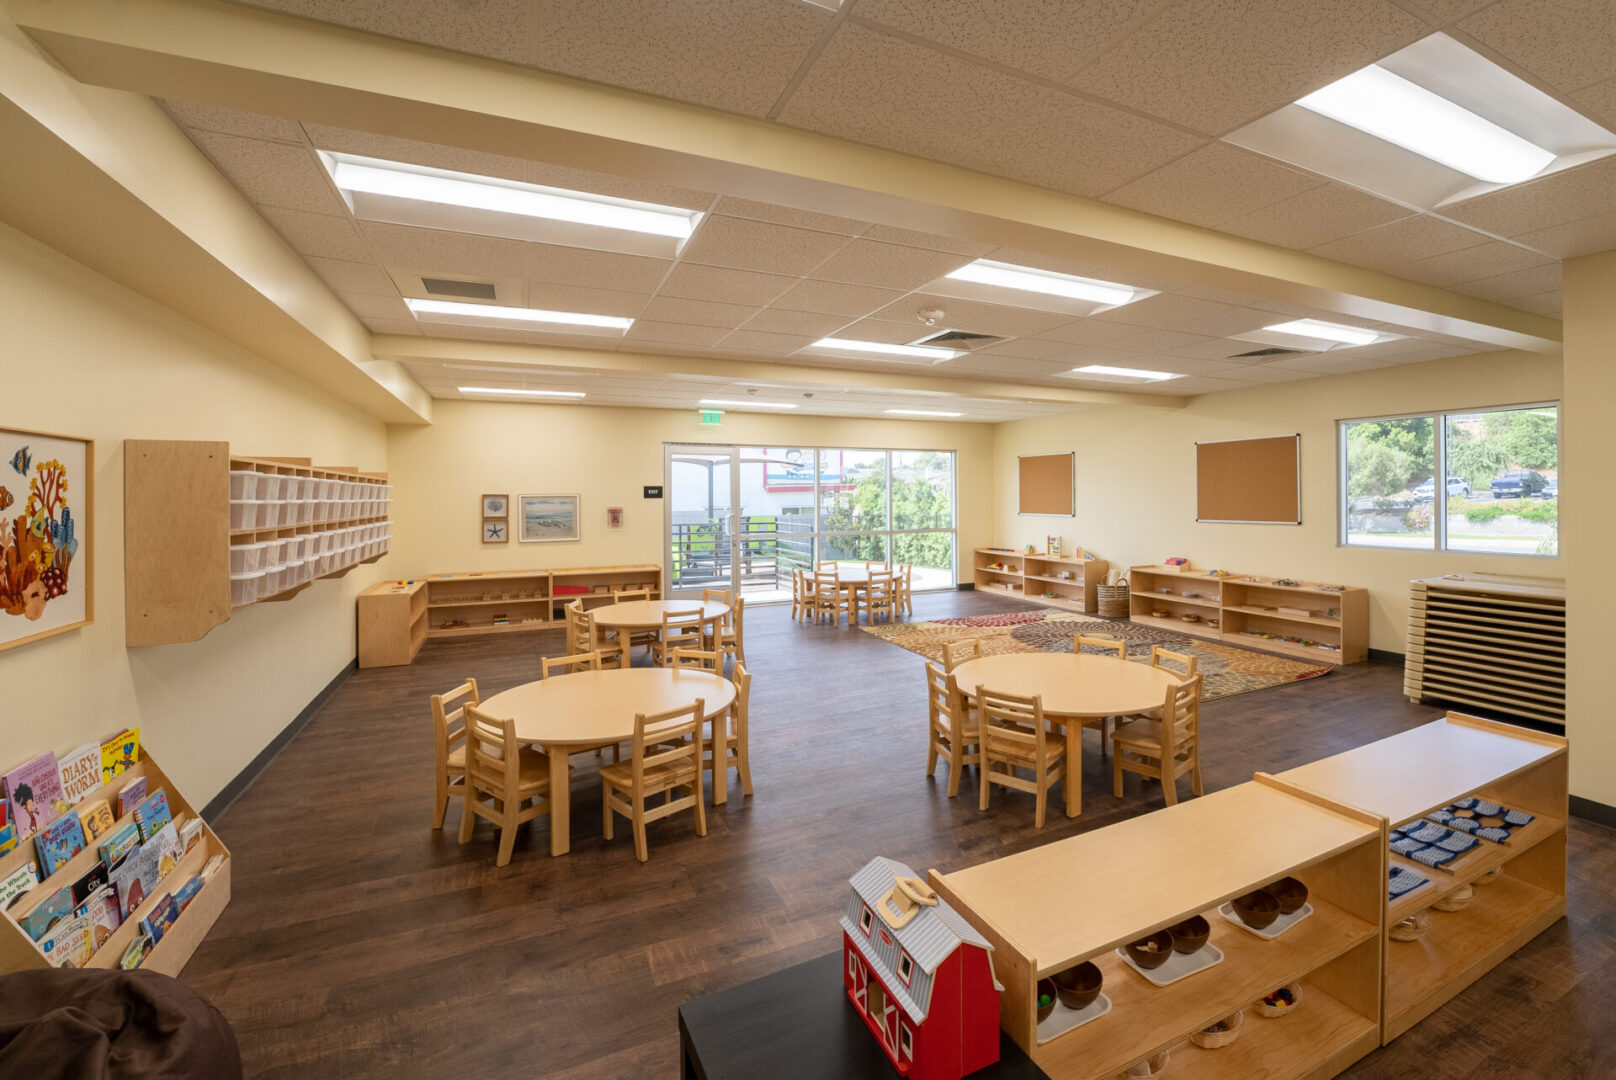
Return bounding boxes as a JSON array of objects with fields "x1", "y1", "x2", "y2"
[
  {"x1": 1132, "y1": 591, "x2": 1221, "y2": 610},
  {"x1": 427, "y1": 597, "x2": 552, "y2": 609},
  {"x1": 427, "y1": 620, "x2": 552, "y2": 637},
  {"x1": 1223, "y1": 605, "x2": 1341, "y2": 628},
  {"x1": 1386, "y1": 805, "x2": 1564, "y2": 923},
  {"x1": 1164, "y1": 979, "x2": 1378, "y2": 1080}
]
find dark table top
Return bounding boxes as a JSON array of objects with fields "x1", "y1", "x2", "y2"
[{"x1": 678, "y1": 951, "x2": 1049, "y2": 1080}]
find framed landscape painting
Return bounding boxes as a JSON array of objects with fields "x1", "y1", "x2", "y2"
[
  {"x1": 0, "y1": 427, "x2": 93, "y2": 652},
  {"x1": 518, "y1": 494, "x2": 579, "y2": 543}
]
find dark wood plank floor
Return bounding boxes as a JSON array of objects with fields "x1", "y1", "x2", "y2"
[{"x1": 181, "y1": 590, "x2": 1615, "y2": 1079}]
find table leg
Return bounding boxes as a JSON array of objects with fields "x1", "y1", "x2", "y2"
[
  {"x1": 1064, "y1": 718, "x2": 1082, "y2": 818},
  {"x1": 548, "y1": 747, "x2": 572, "y2": 856}
]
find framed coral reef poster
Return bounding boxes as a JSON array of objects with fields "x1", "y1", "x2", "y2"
[{"x1": 0, "y1": 427, "x2": 92, "y2": 652}]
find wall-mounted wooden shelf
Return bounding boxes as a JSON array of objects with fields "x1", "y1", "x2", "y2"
[
  {"x1": 1128, "y1": 565, "x2": 1369, "y2": 664},
  {"x1": 124, "y1": 441, "x2": 391, "y2": 646},
  {"x1": 972, "y1": 549, "x2": 1109, "y2": 614}
]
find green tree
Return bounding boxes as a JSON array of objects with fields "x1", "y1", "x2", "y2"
[
  {"x1": 1484, "y1": 408, "x2": 1557, "y2": 470},
  {"x1": 1347, "y1": 439, "x2": 1413, "y2": 499},
  {"x1": 1447, "y1": 426, "x2": 1509, "y2": 490},
  {"x1": 821, "y1": 468, "x2": 954, "y2": 569}
]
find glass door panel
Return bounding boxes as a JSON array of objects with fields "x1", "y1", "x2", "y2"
[
  {"x1": 666, "y1": 446, "x2": 737, "y2": 597},
  {"x1": 735, "y1": 447, "x2": 814, "y2": 602}
]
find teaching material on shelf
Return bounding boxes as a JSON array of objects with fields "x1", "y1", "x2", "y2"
[
  {"x1": 0, "y1": 750, "x2": 232, "y2": 977},
  {"x1": 1426, "y1": 797, "x2": 1533, "y2": 843},
  {"x1": 1389, "y1": 821, "x2": 1478, "y2": 870},
  {"x1": 16, "y1": 886, "x2": 73, "y2": 941},
  {"x1": 1268, "y1": 712, "x2": 1566, "y2": 1043},
  {"x1": 98, "y1": 822, "x2": 139, "y2": 869},
  {"x1": 356, "y1": 578, "x2": 429, "y2": 668},
  {"x1": 117, "y1": 776, "x2": 147, "y2": 819},
  {"x1": 78, "y1": 799, "x2": 114, "y2": 840},
  {"x1": 125, "y1": 441, "x2": 392, "y2": 646},
  {"x1": 1116, "y1": 940, "x2": 1224, "y2": 986},
  {"x1": 0, "y1": 824, "x2": 15, "y2": 858},
  {"x1": 972, "y1": 548, "x2": 1109, "y2": 614},
  {"x1": 1036, "y1": 992, "x2": 1110, "y2": 1045},
  {"x1": 3, "y1": 752, "x2": 65, "y2": 839},
  {"x1": 1218, "y1": 901, "x2": 1314, "y2": 940},
  {"x1": 34, "y1": 814, "x2": 86, "y2": 875},
  {"x1": 0, "y1": 862, "x2": 37, "y2": 909},
  {"x1": 56, "y1": 743, "x2": 101, "y2": 805},
  {"x1": 1403, "y1": 573, "x2": 1564, "y2": 727},
  {"x1": 40, "y1": 914, "x2": 93, "y2": 968},
  {"x1": 100, "y1": 728, "x2": 140, "y2": 785},
  {"x1": 1128, "y1": 564, "x2": 1369, "y2": 664},
  {"x1": 69, "y1": 862, "x2": 109, "y2": 907}
]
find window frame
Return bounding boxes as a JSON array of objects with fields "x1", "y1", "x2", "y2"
[
  {"x1": 897, "y1": 950, "x2": 914, "y2": 986},
  {"x1": 859, "y1": 905, "x2": 874, "y2": 936},
  {"x1": 1337, "y1": 400, "x2": 1560, "y2": 558}
]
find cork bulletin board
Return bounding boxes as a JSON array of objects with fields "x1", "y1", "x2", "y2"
[
  {"x1": 1195, "y1": 435, "x2": 1301, "y2": 524},
  {"x1": 1018, "y1": 452, "x2": 1074, "y2": 516}
]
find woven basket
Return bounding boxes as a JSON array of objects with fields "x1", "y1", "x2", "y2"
[
  {"x1": 1098, "y1": 579, "x2": 1130, "y2": 618},
  {"x1": 1433, "y1": 883, "x2": 1475, "y2": 912},
  {"x1": 1190, "y1": 1009, "x2": 1246, "y2": 1049},
  {"x1": 1255, "y1": 982, "x2": 1303, "y2": 1018},
  {"x1": 1390, "y1": 911, "x2": 1433, "y2": 941}
]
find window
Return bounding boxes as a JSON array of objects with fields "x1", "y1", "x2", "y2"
[
  {"x1": 900, "y1": 1024, "x2": 913, "y2": 1059},
  {"x1": 859, "y1": 905, "x2": 873, "y2": 936},
  {"x1": 1340, "y1": 404, "x2": 1557, "y2": 556},
  {"x1": 897, "y1": 951, "x2": 914, "y2": 985}
]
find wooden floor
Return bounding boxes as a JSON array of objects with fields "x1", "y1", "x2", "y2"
[{"x1": 182, "y1": 590, "x2": 1615, "y2": 1079}]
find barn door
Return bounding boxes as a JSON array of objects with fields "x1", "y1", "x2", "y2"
[{"x1": 849, "y1": 953, "x2": 869, "y2": 1012}]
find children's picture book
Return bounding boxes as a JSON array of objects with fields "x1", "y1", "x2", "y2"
[
  {"x1": 139, "y1": 894, "x2": 181, "y2": 945},
  {"x1": 117, "y1": 776, "x2": 148, "y2": 820},
  {"x1": 99, "y1": 822, "x2": 140, "y2": 869},
  {"x1": 77, "y1": 884, "x2": 122, "y2": 951},
  {"x1": 146, "y1": 822, "x2": 183, "y2": 881},
  {"x1": 119, "y1": 931, "x2": 152, "y2": 970},
  {"x1": 70, "y1": 860, "x2": 109, "y2": 906},
  {"x1": 179, "y1": 817, "x2": 203, "y2": 855},
  {"x1": 2, "y1": 752, "x2": 67, "y2": 838},
  {"x1": 100, "y1": 729, "x2": 141, "y2": 785},
  {"x1": 40, "y1": 914, "x2": 94, "y2": 968},
  {"x1": 78, "y1": 799, "x2": 114, "y2": 840},
  {"x1": 0, "y1": 860, "x2": 39, "y2": 909},
  {"x1": 199, "y1": 854, "x2": 225, "y2": 885},
  {"x1": 17, "y1": 885, "x2": 74, "y2": 941},
  {"x1": 56, "y1": 743, "x2": 102, "y2": 805},
  {"x1": 0, "y1": 822, "x2": 15, "y2": 858},
  {"x1": 109, "y1": 847, "x2": 155, "y2": 920},
  {"x1": 173, "y1": 874, "x2": 203, "y2": 911},
  {"x1": 134, "y1": 790, "x2": 171, "y2": 842},
  {"x1": 36, "y1": 813, "x2": 87, "y2": 875}
]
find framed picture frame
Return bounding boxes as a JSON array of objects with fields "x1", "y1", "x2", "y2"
[
  {"x1": 0, "y1": 426, "x2": 93, "y2": 653},
  {"x1": 481, "y1": 493, "x2": 508, "y2": 518},
  {"x1": 482, "y1": 518, "x2": 508, "y2": 544},
  {"x1": 518, "y1": 494, "x2": 580, "y2": 543},
  {"x1": 607, "y1": 506, "x2": 623, "y2": 528}
]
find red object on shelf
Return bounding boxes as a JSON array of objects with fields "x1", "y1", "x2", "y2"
[{"x1": 553, "y1": 585, "x2": 590, "y2": 595}]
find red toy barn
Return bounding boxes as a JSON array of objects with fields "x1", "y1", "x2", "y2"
[{"x1": 841, "y1": 856, "x2": 1002, "y2": 1079}]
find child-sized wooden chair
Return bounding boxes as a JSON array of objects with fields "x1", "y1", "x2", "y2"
[
  {"x1": 925, "y1": 662, "x2": 980, "y2": 797},
  {"x1": 669, "y1": 647, "x2": 722, "y2": 671},
  {"x1": 429, "y1": 677, "x2": 478, "y2": 830},
  {"x1": 459, "y1": 704, "x2": 560, "y2": 866},
  {"x1": 707, "y1": 662, "x2": 753, "y2": 802},
  {"x1": 865, "y1": 569, "x2": 898, "y2": 624},
  {"x1": 977, "y1": 687, "x2": 1066, "y2": 828},
  {"x1": 1073, "y1": 634, "x2": 1127, "y2": 755},
  {"x1": 942, "y1": 638, "x2": 983, "y2": 672},
  {"x1": 716, "y1": 595, "x2": 746, "y2": 665},
  {"x1": 1112, "y1": 674, "x2": 1204, "y2": 807},
  {"x1": 651, "y1": 609, "x2": 706, "y2": 666},
  {"x1": 601, "y1": 700, "x2": 708, "y2": 862}
]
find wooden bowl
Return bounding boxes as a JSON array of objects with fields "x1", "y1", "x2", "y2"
[
  {"x1": 1433, "y1": 883, "x2": 1475, "y2": 912},
  {"x1": 1255, "y1": 982, "x2": 1303, "y2": 1018},
  {"x1": 1124, "y1": 930, "x2": 1175, "y2": 970},
  {"x1": 1168, "y1": 915, "x2": 1210, "y2": 954},
  {"x1": 1179, "y1": 613, "x2": 1202, "y2": 623},
  {"x1": 1052, "y1": 961, "x2": 1103, "y2": 1010},
  {"x1": 1036, "y1": 978, "x2": 1057, "y2": 1022},
  {"x1": 1390, "y1": 911, "x2": 1432, "y2": 941},
  {"x1": 1152, "y1": 609, "x2": 1170, "y2": 618},
  {"x1": 1232, "y1": 889, "x2": 1280, "y2": 930},
  {"x1": 1120, "y1": 1049, "x2": 1171, "y2": 1078},
  {"x1": 1190, "y1": 1008, "x2": 1246, "y2": 1049},
  {"x1": 1267, "y1": 876, "x2": 1309, "y2": 915}
]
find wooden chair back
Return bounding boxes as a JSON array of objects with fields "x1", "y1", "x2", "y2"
[
  {"x1": 866, "y1": 568, "x2": 898, "y2": 621},
  {"x1": 897, "y1": 563, "x2": 914, "y2": 614},
  {"x1": 615, "y1": 589, "x2": 652, "y2": 603},
  {"x1": 702, "y1": 587, "x2": 733, "y2": 607},
  {"x1": 670, "y1": 647, "x2": 721, "y2": 671},
  {"x1": 1150, "y1": 646, "x2": 1199, "y2": 679},
  {"x1": 865, "y1": 560, "x2": 888, "y2": 571},
  {"x1": 1164, "y1": 673, "x2": 1203, "y2": 751},
  {"x1": 543, "y1": 651, "x2": 600, "y2": 678},
  {"x1": 816, "y1": 560, "x2": 838, "y2": 571},
  {"x1": 719, "y1": 596, "x2": 746, "y2": 662},
  {"x1": 654, "y1": 608, "x2": 706, "y2": 665},
  {"x1": 1074, "y1": 634, "x2": 1127, "y2": 660},
  {"x1": 977, "y1": 688, "x2": 1052, "y2": 769},
  {"x1": 925, "y1": 662, "x2": 963, "y2": 732},
  {"x1": 942, "y1": 638, "x2": 982, "y2": 672},
  {"x1": 565, "y1": 600, "x2": 599, "y2": 655},
  {"x1": 429, "y1": 677, "x2": 479, "y2": 829},
  {"x1": 630, "y1": 701, "x2": 706, "y2": 787},
  {"x1": 463, "y1": 704, "x2": 523, "y2": 804}
]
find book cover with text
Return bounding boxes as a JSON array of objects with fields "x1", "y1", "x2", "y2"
[
  {"x1": 56, "y1": 743, "x2": 101, "y2": 805},
  {"x1": 98, "y1": 822, "x2": 140, "y2": 869},
  {"x1": 116, "y1": 776, "x2": 148, "y2": 819},
  {"x1": 78, "y1": 799, "x2": 114, "y2": 840},
  {"x1": 2, "y1": 752, "x2": 66, "y2": 838},
  {"x1": 134, "y1": 790, "x2": 171, "y2": 841},
  {"x1": 100, "y1": 729, "x2": 141, "y2": 785},
  {"x1": 36, "y1": 813, "x2": 87, "y2": 875}
]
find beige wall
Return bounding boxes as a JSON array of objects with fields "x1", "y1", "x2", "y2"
[
  {"x1": 386, "y1": 401, "x2": 993, "y2": 577},
  {"x1": 1563, "y1": 251, "x2": 1615, "y2": 808},
  {"x1": 992, "y1": 351, "x2": 1563, "y2": 654},
  {"x1": 0, "y1": 223, "x2": 387, "y2": 807}
]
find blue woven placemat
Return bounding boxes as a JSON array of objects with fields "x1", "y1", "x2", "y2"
[
  {"x1": 1388, "y1": 864, "x2": 1429, "y2": 901},
  {"x1": 1427, "y1": 797, "x2": 1535, "y2": 844},
  {"x1": 1390, "y1": 821, "x2": 1480, "y2": 868}
]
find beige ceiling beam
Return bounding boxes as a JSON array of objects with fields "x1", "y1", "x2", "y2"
[
  {"x1": 10, "y1": 0, "x2": 1560, "y2": 355},
  {"x1": 0, "y1": 12, "x2": 431, "y2": 424},
  {"x1": 370, "y1": 335, "x2": 1186, "y2": 411}
]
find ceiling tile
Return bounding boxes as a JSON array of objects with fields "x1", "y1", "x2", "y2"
[
  {"x1": 858, "y1": 224, "x2": 996, "y2": 257},
  {"x1": 853, "y1": 0, "x2": 1171, "y2": 82},
  {"x1": 526, "y1": 244, "x2": 672, "y2": 292},
  {"x1": 1397, "y1": 240, "x2": 1554, "y2": 287},
  {"x1": 338, "y1": 292, "x2": 411, "y2": 320},
  {"x1": 974, "y1": 337, "x2": 1076, "y2": 360},
  {"x1": 976, "y1": 89, "x2": 1207, "y2": 198},
  {"x1": 1451, "y1": 262, "x2": 1564, "y2": 303},
  {"x1": 680, "y1": 215, "x2": 851, "y2": 276},
  {"x1": 777, "y1": 22, "x2": 1044, "y2": 163},
  {"x1": 1308, "y1": 214, "x2": 1492, "y2": 270},
  {"x1": 1220, "y1": 183, "x2": 1414, "y2": 250},
  {"x1": 1508, "y1": 209, "x2": 1616, "y2": 260},
  {"x1": 739, "y1": 308, "x2": 851, "y2": 336},
  {"x1": 810, "y1": 239, "x2": 972, "y2": 289},
  {"x1": 1201, "y1": 364, "x2": 1317, "y2": 383},
  {"x1": 658, "y1": 264, "x2": 796, "y2": 306},
  {"x1": 1102, "y1": 143, "x2": 1324, "y2": 227},
  {"x1": 639, "y1": 295, "x2": 761, "y2": 328},
  {"x1": 1508, "y1": 290, "x2": 1564, "y2": 316},
  {"x1": 303, "y1": 256, "x2": 397, "y2": 296},
  {"x1": 1033, "y1": 318, "x2": 1154, "y2": 346},
  {"x1": 1457, "y1": 0, "x2": 1616, "y2": 95},
  {"x1": 1571, "y1": 76, "x2": 1616, "y2": 131},
  {"x1": 1091, "y1": 293, "x2": 1268, "y2": 335},
  {"x1": 258, "y1": 206, "x2": 371, "y2": 261},
  {"x1": 1403, "y1": 0, "x2": 1494, "y2": 22},
  {"x1": 769, "y1": 279, "x2": 908, "y2": 318},
  {"x1": 623, "y1": 321, "x2": 733, "y2": 348},
  {"x1": 162, "y1": 100, "x2": 305, "y2": 143},
  {"x1": 830, "y1": 318, "x2": 930, "y2": 344},
  {"x1": 869, "y1": 293, "x2": 1072, "y2": 337},
  {"x1": 1442, "y1": 155, "x2": 1616, "y2": 238},
  {"x1": 714, "y1": 329, "x2": 817, "y2": 355},
  {"x1": 236, "y1": 0, "x2": 530, "y2": 62},
  {"x1": 1067, "y1": 0, "x2": 1427, "y2": 135},
  {"x1": 525, "y1": 282, "x2": 652, "y2": 318},
  {"x1": 1266, "y1": 352, "x2": 1393, "y2": 374},
  {"x1": 359, "y1": 220, "x2": 529, "y2": 278},
  {"x1": 711, "y1": 196, "x2": 865, "y2": 235},
  {"x1": 1107, "y1": 328, "x2": 1217, "y2": 353},
  {"x1": 188, "y1": 131, "x2": 346, "y2": 215},
  {"x1": 531, "y1": 0, "x2": 832, "y2": 117}
]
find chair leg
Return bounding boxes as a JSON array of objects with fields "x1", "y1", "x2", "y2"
[
  {"x1": 632, "y1": 802, "x2": 649, "y2": 863},
  {"x1": 433, "y1": 774, "x2": 449, "y2": 830},
  {"x1": 946, "y1": 743, "x2": 965, "y2": 798},
  {"x1": 457, "y1": 793, "x2": 476, "y2": 843},
  {"x1": 694, "y1": 777, "x2": 708, "y2": 837},
  {"x1": 1191, "y1": 752, "x2": 1204, "y2": 797},
  {"x1": 495, "y1": 814, "x2": 518, "y2": 867},
  {"x1": 927, "y1": 734, "x2": 940, "y2": 778},
  {"x1": 1161, "y1": 764, "x2": 1179, "y2": 807},
  {"x1": 979, "y1": 760, "x2": 992, "y2": 812},
  {"x1": 1034, "y1": 771, "x2": 1048, "y2": 829},
  {"x1": 736, "y1": 738, "x2": 753, "y2": 797},
  {"x1": 1112, "y1": 751, "x2": 1124, "y2": 798},
  {"x1": 603, "y1": 785, "x2": 615, "y2": 840}
]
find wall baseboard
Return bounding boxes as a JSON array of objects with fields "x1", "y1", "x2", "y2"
[
  {"x1": 957, "y1": 583, "x2": 975, "y2": 591},
  {"x1": 201, "y1": 659, "x2": 356, "y2": 824},
  {"x1": 1571, "y1": 796, "x2": 1616, "y2": 831},
  {"x1": 1368, "y1": 648, "x2": 1405, "y2": 665}
]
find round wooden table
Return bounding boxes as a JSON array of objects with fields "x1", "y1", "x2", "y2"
[
  {"x1": 479, "y1": 668, "x2": 736, "y2": 855},
  {"x1": 591, "y1": 599, "x2": 730, "y2": 657},
  {"x1": 951, "y1": 653, "x2": 1184, "y2": 819},
  {"x1": 818, "y1": 566, "x2": 885, "y2": 625}
]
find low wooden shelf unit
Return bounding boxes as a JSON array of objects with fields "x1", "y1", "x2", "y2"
[
  {"x1": 357, "y1": 579, "x2": 428, "y2": 668},
  {"x1": 1128, "y1": 565, "x2": 1369, "y2": 664},
  {"x1": 973, "y1": 549, "x2": 1109, "y2": 614}
]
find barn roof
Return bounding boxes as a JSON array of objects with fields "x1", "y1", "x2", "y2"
[{"x1": 848, "y1": 856, "x2": 994, "y2": 976}]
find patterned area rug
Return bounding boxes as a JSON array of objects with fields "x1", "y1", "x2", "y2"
[{"x1": 861, "y1": 611, "x2": 1331, "y2": 701}]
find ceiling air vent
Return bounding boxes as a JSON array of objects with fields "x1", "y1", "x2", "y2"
[
  {"x1": 912, "y1": 329, "x2": 1003, "y2": 351},
  {"x1": 1226, "y1": 346, "x2": 1309, "y2": 360},
  {"x1": 421, "y1": 277, "x2": 499, "y2": 301}
]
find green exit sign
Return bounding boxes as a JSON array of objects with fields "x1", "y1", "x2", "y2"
[{"x1": 699, "y1": 408, "x2": 723, "y2": 425}]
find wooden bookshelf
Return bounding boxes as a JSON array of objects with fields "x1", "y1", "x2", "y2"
[
  {"x1": 1128, "y1": 565, "x2": 1369, "y2": 664},
  {"x1": 0, "y1": 752, "x2": 231, "y2": 977},
  {"x1": 1270, "y1": 713, "x2": 1567, "y2": 1043},
  {"x1": 930, "y1": 779, "x2": 1385, "y2": 1080},
  {"x1": 972, "y1": 548, "x2": 1109, "y2": 614},
  {"x1": 124, "y1": 441, "x2": 392, "y2": 646},
  {"x1": 356, "y1": 579, "x2": 428, "y2": 668}
]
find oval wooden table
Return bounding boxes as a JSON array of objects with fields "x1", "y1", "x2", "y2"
[
  {"x1": 478, "y1": 667, "x2": 736, "y2": 855},
  {"x1": 950, "y1": 652, "x2": 1184, "y2": 819},
  {"x1": 591, "y1": 599, "x2": 730, "y2": 659}
]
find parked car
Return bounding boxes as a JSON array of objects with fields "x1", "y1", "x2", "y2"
[
  {"x1": 1490, "y1": 471, "x2": 1548, "y2": 499},
  {"x1": 1538, "y1": 477, "x2": 1558, "y2": 500},
  {"x1": 1411, "y1": 476, "x2": 1471, "y2": 501}
]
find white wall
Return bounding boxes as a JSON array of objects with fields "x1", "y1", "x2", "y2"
[{"x1": 0, "y1": 223, "x2": 387, "y2": 808}]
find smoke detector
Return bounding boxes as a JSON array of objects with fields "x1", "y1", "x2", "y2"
[{"x1": 916, "y1": 306, "x2": 946, "y2": 327}]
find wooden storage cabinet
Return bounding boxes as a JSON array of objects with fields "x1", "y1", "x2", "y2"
[
  {"x1": 973, "y1": 549, "x2": 1109, "y2": 614},
  {"x1": 931, "y1": 779, "x2": 1385, "y2": 1080},
  {"x1": 356, "y1": 580, "x2": 428, "y2": 667},
  {"x1": 1129, "y1": 566, "x2": 1368, "y2": 664}
]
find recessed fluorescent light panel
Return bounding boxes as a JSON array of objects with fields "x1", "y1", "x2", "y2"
[
  {"x1": 459, "y1": 387, "x2": 587, "y2": 399},
  {"x1": 885, "y1": 409, "x2": 964, "y2": 417},
  {"x1": 1262, "y1": 319, "x2": 1379, "y2": 346},
  {"x1": 945, "y1": 260, "x2": 1138, "y2": 307},
  {"x1": 321, "y1": 151, "x2": 703, "y2": 258},
  {"x1": 1068, "y1": 365, "x2": 1182, "y2": 382},
  {"x1": 699, "y1": 399, "x2": 798, "y2": 409},
  {"x1": 406, "y1": 298, "x2": 632, "y2": 337},
  {"x1": 804, "y1": 338, "x2": 962, "y2": 364}
]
